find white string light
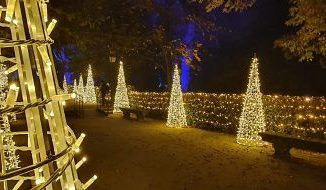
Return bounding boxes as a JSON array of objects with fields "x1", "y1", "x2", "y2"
[
  {"x1": 47, "y1": 19, "x2": 57, "y2": 35},
  {"x1": 5, "y1": 0, "x2": 17, "y2": 22},
  {"x1": 129, "y1": 91, "x2": 326, "y2": 139}
]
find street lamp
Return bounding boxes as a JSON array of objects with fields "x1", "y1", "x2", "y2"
[{"x1": 108, "y1": 45, "x2": 117, "y2": 63}]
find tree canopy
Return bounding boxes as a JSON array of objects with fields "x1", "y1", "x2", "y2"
[
  {"x1": 274, "y1": 0, "x2": 326, "y2": 62},
  {"x1": 195, "y1": 0, "x2": 326, "y2": 63}
]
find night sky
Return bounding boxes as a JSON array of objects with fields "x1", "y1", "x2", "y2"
[{"x1": 188, "y1": 0, "x2": 326, "y2": 96}]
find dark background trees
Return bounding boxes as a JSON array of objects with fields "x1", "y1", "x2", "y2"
[{"x1": 49, "y1": 0, "x2": 326, "y2": 95}]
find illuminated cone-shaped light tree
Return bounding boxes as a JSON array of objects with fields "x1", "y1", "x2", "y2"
[
  {"x1": 78, "y1": 74, "x2": 85, "y2": 100},
  {"x1": 84, "y1": 65, "x2": 97, "y2": 103},
  {"x1": 167, "y1": 64, "x2": 187, "y2": 128},
  {"x1": 237, "y1": 55, "x2": 266, "y2": 146},
  {"x1": 73, "y1": 78, "x2": 78, "y2": 93},
  {"x1": 63, "y1": 75, "x2": 68, "y2": 94},
  {"x1": 0, "y1": 62, "x2": 20, "y2": 170},
  {"x1": 113, "y1": 61, "x2": 129, "y2": 113},
  {"x1": 0, "y1": 0, "x2": 96, "y2": 189}
]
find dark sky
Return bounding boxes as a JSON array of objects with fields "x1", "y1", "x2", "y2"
[{"x1": 190, "y1": 0, "x2": 326, "y2": 96}]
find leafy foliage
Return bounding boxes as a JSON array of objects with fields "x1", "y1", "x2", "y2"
[
  {"x1": 274, "y1": 0, "x2": 326, "y2": 62},
  {"x1": 49, "y1": 0, "x2": 219, "y2": 86},
  {"x1": 190, "y1": 0, "x2": 255, "y2": 12}
]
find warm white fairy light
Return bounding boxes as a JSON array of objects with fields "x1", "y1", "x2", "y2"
[
  {"x1": 5, "y1": 0, "x2": 17, "y2": 22},
  {"x1": 63, "y1": 75, "x2": 68, "y2": 94},
  {"x1": 84, "y1": 65, "x2": 96, "y2": 103},
  {"x1": 12, "y1": 19, "x2": 18, "y2": 25},
  {"x1": 76, "y1": 156, "x2": 87, "y2": 169},
  {"x1": 6, "y1": 84, "x2": 19, "y2": 107},
  {"x1": 166, "y1": 64, "x2": 187, "y2": 128},
  {"x1": 130, "y1": 91, "x2": 326, "y2": 139},
  {"x1": 113, "y1": 61, "x2": 130, "y2": 113},
  {"x1": 46, "y1": 19, "x2": 57, "y2": 35},
  {"x1": 237, "y1": 55, "x2": 266, "y2": 146},
  {"x1": 4, "y1": 64, "x2": 17, "y2": 74},
  {"x1": 82, "y1": 175, "x2": 98, "y2": 189},
  {"x1": 35, "y1": 177, "x2": 45, "y2": 185},
  {"x1": 51, "y1": 93, "x2": 76, "y2": 102}
]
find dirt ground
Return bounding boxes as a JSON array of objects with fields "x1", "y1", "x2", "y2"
[{"x1": 67, "y1": 108, "x2": 326, "y2": 190}]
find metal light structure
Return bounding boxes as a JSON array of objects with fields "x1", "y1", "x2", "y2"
[{"x1": 0, "y1": 0, "x2": 96, "y2": 189}]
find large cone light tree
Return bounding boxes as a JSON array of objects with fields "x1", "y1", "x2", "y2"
[
  {"x1": 167, "y1": 64, "x2": 187, "y2": 128},
  {"x1": 113, "y1": 61, "x2": 130, "y2": 113},
  {"x1": 237, "y1": 55, "x2": 266, "y2": 146},
  {"x1": 84, "y1": 65, "x2": 97, "y2": 103},
  {"x1": 0, "y1": 0, "x2": 96, "y2": 189}
]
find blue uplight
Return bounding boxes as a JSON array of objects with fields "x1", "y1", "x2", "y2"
[{"x1": 180, "y1": 22, "x2": 195, "y2": 91}]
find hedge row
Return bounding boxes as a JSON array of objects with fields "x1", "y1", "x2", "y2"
[{"x1": 129, "y1": 91, "x2": 326, "y2": 139}]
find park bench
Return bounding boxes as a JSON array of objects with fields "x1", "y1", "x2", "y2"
[
  {"x1": 259, "y1": 132, "x2": 326, "y2": 159},
  {"x1": 120, "y1": 107, "x2": 147, "y2": 121}
]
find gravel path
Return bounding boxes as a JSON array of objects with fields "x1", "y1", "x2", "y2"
[{"x1": 67, "y1": 108, "x2": 326, "y2": 190}]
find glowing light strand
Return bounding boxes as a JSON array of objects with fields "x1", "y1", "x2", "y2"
[{"x1": 129, "y1": 92, "x2": 326, "y2": 139}]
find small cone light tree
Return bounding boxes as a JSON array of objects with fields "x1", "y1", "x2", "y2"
[
  {"x1": 84, "y1": 65, "x2": 97, "y2": 103},
  {"x1": 73, "y1": 79, "x2": 78, "y2": 93},
  {"x1": 166, "y1": 64, "x2": 187, "y2": 128},
  {"x1": 113, "y1": 61, "x2": 130, "y2": 113},
  {"x1": 237, "y1": 55, "x2": 266, "y2": 146},
  {"x1": 63, "y1": 75, "x2": 68, "y2": 94},
  {"x1": 78, "y1": 74, "x2": 85, "y2": 100}
]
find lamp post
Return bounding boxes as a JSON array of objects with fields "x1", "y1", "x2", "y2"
[{"x1": 108, "y1": 45, "x2": 117, "y2": 63}]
